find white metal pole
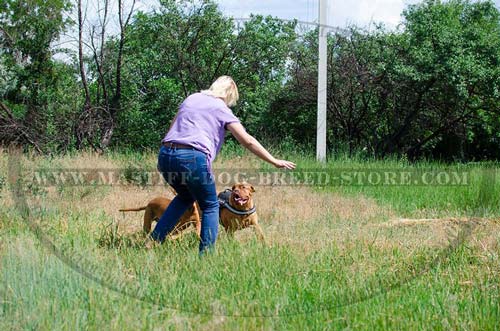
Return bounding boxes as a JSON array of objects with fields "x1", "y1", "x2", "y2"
[{"x1": 316, "y1": 0, "x2": 327, "y2": 162}]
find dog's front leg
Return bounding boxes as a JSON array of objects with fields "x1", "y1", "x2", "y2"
[{"x1": 252, "y1": 223, "x2": 266, "y2": 244}]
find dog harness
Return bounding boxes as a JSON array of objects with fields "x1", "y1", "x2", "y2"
[{"x1": 218, "y1": 189, "x2": 256, "y2": 216}]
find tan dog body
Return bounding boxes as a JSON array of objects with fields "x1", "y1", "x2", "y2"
[
  {"x1": 219, "y1": 183, "x2": 265, "y2": 242},
  {"x1": 119, "y1": 197, "x2": 201, "y2": 239}
]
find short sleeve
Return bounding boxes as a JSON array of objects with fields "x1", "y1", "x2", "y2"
[{"x1": 219, "y1": 107, "x2": 240, "y2": 129}]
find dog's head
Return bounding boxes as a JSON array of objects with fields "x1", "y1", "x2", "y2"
[{"x1": 230, "y1": 182, "x2": 255, "y2": 210}]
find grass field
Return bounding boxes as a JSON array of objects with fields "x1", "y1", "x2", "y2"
[{"x1": 1, "y1": 148, "x2": 499, "y2": 330}]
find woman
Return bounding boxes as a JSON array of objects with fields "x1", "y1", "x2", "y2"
[{"x1": 151, "y1": 76, "x2": 295, "y2": 254}]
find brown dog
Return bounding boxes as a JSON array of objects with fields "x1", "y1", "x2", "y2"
[
  {"x1": 219, "y1": 183, "x2": 265, "y2": 242},
  {"x1": 119, "y1": 197, "x2": 201, "y2": 239}
]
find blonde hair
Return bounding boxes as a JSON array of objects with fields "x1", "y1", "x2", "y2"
[{"x1": 201, "y1": 75, "x2": 239, "y2": 107}]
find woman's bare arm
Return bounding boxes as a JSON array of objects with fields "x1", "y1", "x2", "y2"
[{"x1": 227, "y1": 122, "x2": 296, "y2": 170}]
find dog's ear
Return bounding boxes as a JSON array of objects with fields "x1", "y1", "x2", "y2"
[{"x1": 250, "y1": 185, "x2": 255, "y2": 193}]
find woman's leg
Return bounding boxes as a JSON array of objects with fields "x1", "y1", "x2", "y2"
[
  {"x1": 189, "y1": 182, "x2": 219, "y2": 254},
  {"x1": 185, "y1": 154, "x2": 219, "y2": 254},
  {"x1": 150, "y1": 186, "x2": 195, "y2": 243},
  {"x1": 151, "y1": 147, "x2": 218, "y2": 253},
  {"x1": 150, "y1": 146, "x2": 195, "y2": 243}
]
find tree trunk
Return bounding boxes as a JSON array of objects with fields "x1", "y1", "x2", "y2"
[{"x1": 99, "y1": 0, "x2": 135, "y2": 150}]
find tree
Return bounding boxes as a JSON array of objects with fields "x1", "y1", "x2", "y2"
[
  {"x1": 0, "y1": 0, "x2": 73, "y2": 151},
  {"x1": 272, "y1": 0, "x2": 500, "y2": 160},
  {"x1": 111, "y1": 0, "x2": 296, "y2": 149},
  {"x1": 381, "y1": 0, "x2": 500, "y2": 159},
  {"x1": 74, "y1": 0, "x2": 136, "y2": 151}
]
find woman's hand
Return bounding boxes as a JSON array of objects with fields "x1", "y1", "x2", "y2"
[{"x1": 272, "y1": 159, "x2": 296, "y2": 170}]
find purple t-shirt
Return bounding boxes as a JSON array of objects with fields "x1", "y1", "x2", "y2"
[{"x1": 162, "y1": 92, "x2": 240, "y2": 167}]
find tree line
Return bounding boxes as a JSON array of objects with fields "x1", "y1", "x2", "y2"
[{"x1": 1, "y1": 0, "x2": 499, "y2": 160}]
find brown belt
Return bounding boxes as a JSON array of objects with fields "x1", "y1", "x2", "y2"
[{"x1": 162, "y1": 141, "x2": 194, "y2": 149}]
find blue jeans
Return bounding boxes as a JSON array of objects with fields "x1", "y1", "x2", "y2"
[{"x1": 150, "y1": 145, "x2": 219, "y2": 254}]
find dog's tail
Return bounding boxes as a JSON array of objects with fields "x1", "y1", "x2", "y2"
[{"x1": 119, "y1": 206, "x2": 147, "y2": 212}]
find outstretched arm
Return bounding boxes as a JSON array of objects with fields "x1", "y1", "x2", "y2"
[{"x1": 227, "y1": 122, "x2": 296, "y2": 170}]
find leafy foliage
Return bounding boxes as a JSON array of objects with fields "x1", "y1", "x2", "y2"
[
  {"x1": 274, "y1": 0, "x2": 500, "y2": 160},
  {"x1": 112, "y1": 2, "x2": 296, "y2": 149},
  {"x1": 0, "y1": 0, "x2": 499, "y2": 160},
  {"x1": 0, "y1": 0, "x2": 75, "y2": 151}
]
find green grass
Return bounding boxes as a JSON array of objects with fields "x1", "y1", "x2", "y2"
[
  {"x1": 1, "y1": 150, "x2": 499, "y2": 330},
  {"x1": 255, "y1": 147, "x2": 500, "y2": 218},
  {"x1": 322, "y1": 161, "x2": 500, "y2": 218}
]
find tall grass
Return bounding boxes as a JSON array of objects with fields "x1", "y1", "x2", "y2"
[
  {"x1": 1, "y1": 149, "x2": 499, "y2": 330},
  {"x1": 251, "y1": 145, "x2": 500, "y2": 218}
]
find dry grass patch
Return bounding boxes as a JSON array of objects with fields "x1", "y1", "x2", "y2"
[
  {"x1": 3, "y1": 150, "x2": 490, "y2": 258},
  {"x1": 57, "y1": 151, "x2": 122, "y2": 169}
]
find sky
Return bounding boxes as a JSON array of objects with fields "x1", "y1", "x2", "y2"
[
  {"x1": 58, "y1": 0, "x2": 500, "y2": 60},
  {"x1": 216, "y1": 0, "x2": 422, "y2": 29},
  {"x1": 181, "y1": 0, "x2": 499, "y2": 29}
]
